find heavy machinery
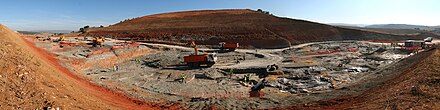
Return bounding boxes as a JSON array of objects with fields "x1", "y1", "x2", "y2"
[
  {"x1": 92, "y1": 36, "x2": 105, "y2": 47},
  {"x1": 219, "y1": 42, "x2": 239, "y2": 51},
  {"x1": 265, "y1": 64, "x2": 283, "y2": 75},
  {"x1": 183, "y1": 41, "x2": 217, "y2": 67},
  {"x1": 54, "y1": 36, "x2": 64, "y2": 42}
]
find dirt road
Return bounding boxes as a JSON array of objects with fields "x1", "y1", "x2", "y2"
[{"x1": 139, "y1": 42, "x2": 322, "y2": 69}]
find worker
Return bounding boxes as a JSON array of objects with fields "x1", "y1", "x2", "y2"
[
  {"x1": 229, "y1": 68, "x2": 234, "y2": 79},
  {"x1": 414, "y1": 48, "x2": 419, "y2": 54},
  {"x1": 179, "y1": 74, "x2": 186, "y2": 83},
  {"x1": 135, "y1": 59, "x2": 141, "y2": 63},
  {"x1": 243, "y1": 53, "x2": 246, "y2": 61},
  {"x1": 243, "y1": 74, "x2": 250, "y2": 82},
  {"x1": 113, "y1": 65, "x2": 119, "y2": 71}
]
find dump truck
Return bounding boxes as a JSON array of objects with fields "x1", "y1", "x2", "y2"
[
  {"x1": 184, "y1": 41, "x2": 217, "y2": 67},
  {"x1": 184, "y1": 54, "x2": 216, "y2": 67},
  {"x1": 219, "y1": 42, "x2": 239, "y2": 51}
]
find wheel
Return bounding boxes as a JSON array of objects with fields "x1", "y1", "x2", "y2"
[
  {"x1": 187, "y1": 62, "x2": 194, "y2": 68},
  {"x1": 206, "y1": 62, "x2": 215, "y2": 67},
  {"x1": 187, "y1": 62, "x2": 200, "y2": 68}
]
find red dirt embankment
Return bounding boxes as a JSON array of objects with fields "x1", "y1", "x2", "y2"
[
  {"x1": 87, "y1": 9, "x2": 436, "y2": 48},
  {"x1": 275, "y1": 47, "x2": 440, "y2": 110},
  {"x1": 0, "y1": 24, "x2": 181, "y2": 109}
]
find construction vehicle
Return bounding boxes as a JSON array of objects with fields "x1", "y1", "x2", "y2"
[
  {"x1": 250, "y1": 79, "x2": 267, "y2": 97},
  {"x1": 92, "y1": 36, "x2": 105, "y2": 47},
  {"x1": 266, "y1": 64, "x2": 279, "y2": 72},
  {"x1": 265, "y1": 64, "x2": 283, "y2": 75},
  {"x1": 183, "y1": 41, "x2": 217, "y2": 67},
  {"x1": 54, "y1": 36, "x2": 64, "y2": 42},
  {"x1": 219, "y1": 42, "x2": 239, "y2": 51}
]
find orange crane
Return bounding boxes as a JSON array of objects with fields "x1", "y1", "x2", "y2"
[{"x1": 183, "y1": 41, "x2": 216, "y2": 67}]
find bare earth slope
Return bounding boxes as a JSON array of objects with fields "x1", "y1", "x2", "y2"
[
  {"x1": 276, "y1": 47, "x2": 440, "y2": 109},
  {"x1": 87, "y1": 9, "x2": 436, "y2": 48},
  {"x1": 0, "y1": 24, "x2": 178, "y2": 109}
]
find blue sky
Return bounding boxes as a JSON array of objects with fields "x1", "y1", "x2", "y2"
[{"x1": 1, "y1": 0, "x2": 439, "y2": 31}]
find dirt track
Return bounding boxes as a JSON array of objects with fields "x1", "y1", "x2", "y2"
[{"x1": 139, "y1": 42, "x2": 313, "y2": 69}]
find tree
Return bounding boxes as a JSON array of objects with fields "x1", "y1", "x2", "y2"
[
  {"x1": 256, "y1": 9, "x2": 270, "y2": 15},
  {"x1": 79, "y1": 25, "x2": 90, "y2": 33}
]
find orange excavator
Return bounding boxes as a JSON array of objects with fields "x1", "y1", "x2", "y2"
[{"x1": 183, "y1": 41, "x2": 217, "y2": 67}]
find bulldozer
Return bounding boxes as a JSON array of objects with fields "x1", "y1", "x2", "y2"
[
  {"x1": 92, "y1": 36, "x2": 105, "y2": 47},
  {"x1": 183, "y1": 41, "x2": 217, "y2": 67}
]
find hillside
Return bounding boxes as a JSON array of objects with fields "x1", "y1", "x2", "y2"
[
  {"x1": 0, "y1": 24, "x2": 172, "y2": 109},
  {"x1": 338, "y1": 26, "x2": 427, "y2": 35},
  {"x1": 365, "y1": 24, "x2": 440, "y2": 30},
  {"x1": 87, "y1": 9, "x2": 437, "y2": 48}
]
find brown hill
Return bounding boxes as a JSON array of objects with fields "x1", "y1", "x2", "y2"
[
  {"x1": 87, "y1": 9, "x2": 437, "y2": 48},
  {"x1": 0, "y1": 24, "x2": 176, "y2": 109}
]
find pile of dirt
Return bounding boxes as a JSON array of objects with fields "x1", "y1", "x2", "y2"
[
  {"x1": 87, "y1": 9, "x2": 434, "y2": 48},
  {"x1": 0, "y1": 24, "x2": 179, "y2": 109},
  {"x1": 275, "y1": 47, "x2": 440, "y2": 109}
]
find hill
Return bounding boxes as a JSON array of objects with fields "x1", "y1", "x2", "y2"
[
  {"x1": 365, "y1": 24, "x2": 440, "y2": 30},
  {"x1": 338, "y1": 26, "x2": 427, "y2": 35},
  {"x1": 87, "y1": 9, "x2": 438, "y2": 48}
]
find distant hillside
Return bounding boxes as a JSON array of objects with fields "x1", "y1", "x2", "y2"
[
  {"x1": 338, "y1": 26, "x2": 428, "y2": 35},
  {"x1": 87, "y1": 9, "x2": 438, "y2": 48},
  {"x1": 328, "y1": 23, "x2": 368, "y2": 27},
  {"x1": 17, "y1": 31, "x2": 40, "y2": 35},
  {"x1": 365, "y1": 24, "x2": 440, "y2": 31}
]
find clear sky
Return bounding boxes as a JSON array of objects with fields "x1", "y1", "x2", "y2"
[{"x1": 1, "y1": 0, "x2": 439, "y2": 31}]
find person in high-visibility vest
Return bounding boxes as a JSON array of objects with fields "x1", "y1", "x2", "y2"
[
  {"x1": 414, "y1": 47, "x2": 419, "y2": 54},
  {"x1": 179, "y1": 74, "x2": 186, "y2": 83},
  {"x1": 244, "y1": 74, "x2": 250, "y2": 82}
]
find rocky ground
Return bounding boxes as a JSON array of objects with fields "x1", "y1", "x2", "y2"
[
  {"x1": 58, "y1": 39, "x2": 418, "y2": 109},
  {"x1": 20, "y1": 31, "x2": 439, "y2": 109}
]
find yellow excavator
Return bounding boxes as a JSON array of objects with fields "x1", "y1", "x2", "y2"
[
  {"x1": 92, "y1": 36, "x2": 105, "y2": 47},
  {"x1": 55, "y1": 36, "x2": 64, "y2": 42}
]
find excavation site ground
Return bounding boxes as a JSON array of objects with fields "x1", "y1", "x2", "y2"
[{"x1": 23, "y1": 36, "x2": 438, "y2": 109}]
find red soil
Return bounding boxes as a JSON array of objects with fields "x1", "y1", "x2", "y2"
[
  {"x1": 20, "y1": 36, "x2": 181, "y2": 109},
  {"x1": 87, "y1": 9, "x2": 436, "y2": 48}
]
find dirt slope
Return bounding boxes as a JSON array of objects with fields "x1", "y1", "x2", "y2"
[
  {"x1": 274, "y1": 47, "x2": 440, "y2": 109},
  {"x1": 0, "y1": 24, "x2": 178, "y2": 109},
  {"x1": 87, "y1": 9, "x2": 434, "y2": 48}
]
